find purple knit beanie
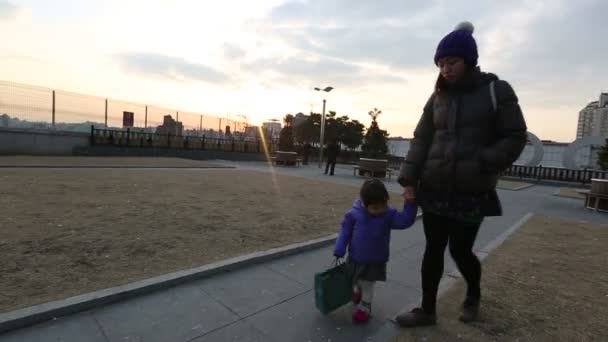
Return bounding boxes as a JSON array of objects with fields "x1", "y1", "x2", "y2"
[{"x1": 434, "y1": 22, "x2": 478, "y2": 67}]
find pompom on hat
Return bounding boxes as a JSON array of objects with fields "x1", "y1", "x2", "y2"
[{"x1": 434, "y1": 21, "x2": 478, "y2": 67}]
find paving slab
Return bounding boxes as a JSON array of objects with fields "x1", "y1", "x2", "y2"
[
  {"x1": 92, "y1": 283, "x2": 238, "y2": 342},
  {"x1": 386, "y1": 254, "x2": 422, "y2": 289},
  {"x1": 245, "y1": 292, "x2": 383, "y2": 342},
  {"x1": 191, "y1": 320, "x2": 271, "y2": 342},
  {"x1": 371, "y1": 281, "x2": 420, "y2": 320},
  {"x1": 265, "y1": 246, "x2": 334, "y2": 287},
  {"x1": 198, "y1": 265, "x2": 308, "y2": 318},
  {"x1": 0, "y1": 314, "x2": 107, "y2": 342}
]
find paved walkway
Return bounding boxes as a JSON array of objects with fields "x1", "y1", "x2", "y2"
[{"x1": 1, "y1": 162, "x2": 604, "y2": 342}]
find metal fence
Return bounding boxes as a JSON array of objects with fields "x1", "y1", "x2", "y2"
[
  {"x1": 503, "y1": 164, "x2": 608, "y2": 184},
  {"x1": 0, "y1": 80, "x2": 247, "y2": 136},
  {"x1": 91, "y1": 127, "x2": 279, "y2": 153}
]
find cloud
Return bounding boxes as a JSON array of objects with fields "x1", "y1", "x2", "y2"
[
  {"x1": 0, "y1": 1, "x2": 17, "y2": 20},
  {"x1": 487, "y1": 0, "x2": 608, "y2": 106},
  {"x1": 116, "y1": 53, "x2": 230, "y2": 84},
  {"x1": 270, "y1": 0, "x2": 435, "y2": 26},
  {"x1": 264, "y1": 0, "x2": 537, "y2": 70},
  {"x1": 223, "y1": 43, "x2": 247, "y2": 60},
  {"x1": 244, "y1": 55, "x2": 407, "y2": 88}
]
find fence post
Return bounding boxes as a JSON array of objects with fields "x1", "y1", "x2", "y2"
[
  {"x1": 201, "y1": 136, "x2": 206, "y2": 150},
  {"x1": 104, "y1": 99, "x2": 108, "y2": 128},
  {"x1": 90, "y1": 125, "x2": 95, "y2": 146},
  {"x1": 167, "y1": 133, "x2": 171, "y2": 148},
  {"x1": 51, "y1": 90, "x2": 56, "y2": 128},
  {"x1": 126, "y1": 128, "x2": 130, "y2": 146},
  {"x1": 231, "y1": 138, "x2": 235, "y2": 152},
  {"x1": 145, "y1": 105, "x2": 148, "y2": 129}
]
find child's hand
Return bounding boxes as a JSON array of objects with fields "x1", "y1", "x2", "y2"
[{"x1": 402, "y1": 186, "x2": 416, "y2": 204}]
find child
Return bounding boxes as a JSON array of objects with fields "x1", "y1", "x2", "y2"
[{"x1": 333, "y1": 179, "x2": 417, "y2": 323}]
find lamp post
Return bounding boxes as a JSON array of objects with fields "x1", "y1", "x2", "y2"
[{"x1": 314, "y1": 86, "x2": 334, "y2": 168}]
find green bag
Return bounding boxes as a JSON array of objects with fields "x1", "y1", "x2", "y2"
[{"x1": 314, "y1": 260, "x2": 353, "y2": 315}]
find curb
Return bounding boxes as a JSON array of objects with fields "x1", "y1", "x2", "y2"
[
  {"x1": 0, "y1": 165, "x2": 235, "y2": 169},
  {"x1": 384, "y1": 212, "x2": 534, "y2": 330},
  {"x1": 0, "y1": 234, "x2": 337, "y2": 334}
]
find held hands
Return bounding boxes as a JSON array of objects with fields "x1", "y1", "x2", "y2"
[{"x1": 402, "y1": 186, "x2": 416, "y2": 205}]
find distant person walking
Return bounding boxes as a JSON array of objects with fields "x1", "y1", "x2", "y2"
[
  {"x1": 303, "y1": 142, "x2": 312, "y2": 165},
  {"x1": 325, "y1": 141, "x2": 340, "y2": 176},
  {"x1": 396, "y1": 22, "x2": 527, "y2": 326}
]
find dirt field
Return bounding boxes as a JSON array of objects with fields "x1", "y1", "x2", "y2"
[
  {"x1": 395, "y1": 215, "x2": 608, "y2": 342},
  {"x1": 0, "y1": 168, "x2": 363, "y2": 313},
  {"x1": 0, "y1": 156, "x2": 221, "y2": 167}
]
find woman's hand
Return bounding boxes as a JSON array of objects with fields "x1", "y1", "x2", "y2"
[{"x1": 403, "y1": 186, "x2": 416, "y2": 204}]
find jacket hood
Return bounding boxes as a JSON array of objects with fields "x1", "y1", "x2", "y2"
[{"x1": 353, "y1": 199, "x2": 365, "y2": 211}]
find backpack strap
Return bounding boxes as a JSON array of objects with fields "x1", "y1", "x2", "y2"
[{"x1": 489, "y1": 81, "x2": 497, "y2": 112}]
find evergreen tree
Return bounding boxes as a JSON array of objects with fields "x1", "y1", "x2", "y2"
[
  {"x1": 362, "y1": 108, "x2": 389, "y2": 158},
  {"x1": 278, "y1": 114, "x2": 295, "y2": 151}
]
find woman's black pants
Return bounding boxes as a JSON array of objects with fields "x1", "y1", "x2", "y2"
[{"x1": 421, "y1": 212, "x2": 482, "y2": 314}]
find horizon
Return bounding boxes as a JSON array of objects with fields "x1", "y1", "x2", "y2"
[{"x1": 1, "y1": 0, "x2": 607, "y2": 142}]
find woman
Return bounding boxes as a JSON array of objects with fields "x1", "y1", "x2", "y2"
[{"x1": 396, "y1": 22, "x2": 527, "y2": 326}]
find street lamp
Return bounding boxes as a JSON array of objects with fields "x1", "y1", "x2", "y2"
[{"x1": 314, "y1": 86, "x2": 334, "y2": 168}]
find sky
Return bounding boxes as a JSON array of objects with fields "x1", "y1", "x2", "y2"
[{"x1": 1, "y1": 0, "x2": 607, "y2": 141}]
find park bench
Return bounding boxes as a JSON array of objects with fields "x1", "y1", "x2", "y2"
[
  {"x1": 353, "y1": 158, "x2": 393, "y2": 179},
  {"x1": 271, "y1": 151, "x2": 301, "y2": 167},
  {"x1": 580, "y1": 178, "x2": 608, "y2": 213}
]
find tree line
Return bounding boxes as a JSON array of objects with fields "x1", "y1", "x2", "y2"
[{"x1": 278, "y1": 108, "x2": 390, "y2": 158}]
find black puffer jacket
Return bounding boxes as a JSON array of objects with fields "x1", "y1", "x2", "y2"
[{"x1": 399, "y1": 69, "x2": 527, "y2": 194}]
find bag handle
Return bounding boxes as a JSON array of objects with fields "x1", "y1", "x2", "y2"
[{"x1": 332, "y1": 257, "x2": 345, "y2": 267}]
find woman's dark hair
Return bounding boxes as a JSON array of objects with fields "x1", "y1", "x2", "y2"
[{"x1": 360, "y1": 179, "x2": 389, "y2": 207}]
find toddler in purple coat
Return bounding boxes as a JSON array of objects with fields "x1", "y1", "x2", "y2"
[{"x1": 334, "y1": 179, "x2": 417, "y2": 323}]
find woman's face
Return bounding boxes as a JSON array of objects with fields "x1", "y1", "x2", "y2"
[{"x1": 438, "y1": 57, "x2": 467, "y2": 83}]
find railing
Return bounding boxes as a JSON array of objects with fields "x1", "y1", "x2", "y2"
[
  {"x1": 0, "y1": 80, "x2": 247, "y2": 134},
  {"x1": 502, "y1": 164, "x2": 607, "y2": 184},
  {"x1": 90, "y1": 127, "x2": 278, "y2": 154}
]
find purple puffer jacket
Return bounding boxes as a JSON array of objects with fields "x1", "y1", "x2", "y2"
[{"x1": 333, "y1": 200, "x2": 418, "y2": 263}]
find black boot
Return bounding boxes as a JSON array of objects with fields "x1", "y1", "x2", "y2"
[
  {"x1": 395, "y1": 308, "x2": 437, "y2": 328},
  {"x1": 459, "y1": 297, "x2": 480, "y2": 323}
]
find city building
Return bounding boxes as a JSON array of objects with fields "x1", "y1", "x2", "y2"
[
  {"x1": 262, "y1": 121, "x2": 281, "y2": 140},
  {"x1": 293, "y1": 112, "x2": 308, "y2": 127},
  {"x1": 155, "y1": 115, "x2": 183, "y2": 136},
  {"x1": 244, "y1": 126, "x2": 261, "y2": 140},
  {"x1": 577, "y1": 93, "x2": 608, "y2": 139}
]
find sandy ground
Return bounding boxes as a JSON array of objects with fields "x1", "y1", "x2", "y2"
[
  {"x1": 554, "y1": 187, "x2": 587, "y2": 200},
  {"x1": 395, "y1": 215, "x2": 608, "y2": 342},
  {"x1": 0, "y1": 156, "x2": 221, "y2": 167},
  {"x1": 0, "y1": 168, "x2": 364, "y2": 313},
  {"x1": 496, "y1": 180, "x2": 534, "y2": 191}
]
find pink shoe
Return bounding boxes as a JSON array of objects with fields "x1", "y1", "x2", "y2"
[{"x1": 352, "y1": 308, "x2": 371, "y2": 324}]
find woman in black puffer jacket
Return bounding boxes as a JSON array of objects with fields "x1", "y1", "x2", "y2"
[{"x1": 397, "y1": 22, "x2": 527, "y2": 327}]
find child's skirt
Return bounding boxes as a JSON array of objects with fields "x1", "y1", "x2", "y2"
[{"x1": 348, "y1": 260, "x2": 387, "y2": 282}]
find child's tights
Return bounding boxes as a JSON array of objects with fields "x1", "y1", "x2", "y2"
[{"x1": 357, "y1": 280, "x2": 375, "y2": 312}]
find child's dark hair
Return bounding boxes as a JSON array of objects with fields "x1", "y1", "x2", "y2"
[{"x1": 360, "y1": 179, "x2": 389, "y2": 207}]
